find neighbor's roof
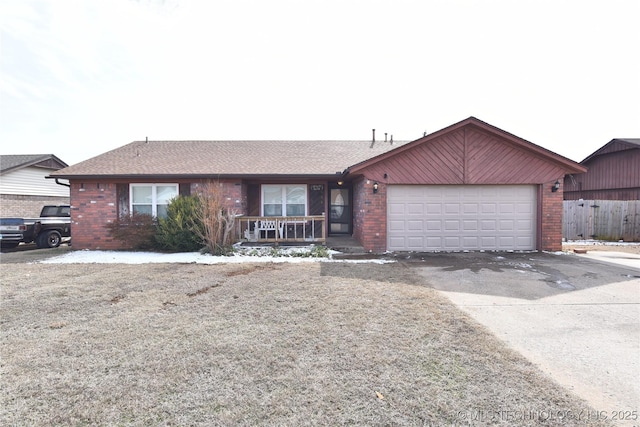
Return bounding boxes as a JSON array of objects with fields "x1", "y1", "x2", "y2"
[
  {"x1": 0, "y1": 154, "x2": 68, "y2": 174},
  {"x1": 49, "y1": 140, "x2": 410, "y2": 179},
  {"x1": 581, "y1": 138, "x2": 640, "y2": 163}
]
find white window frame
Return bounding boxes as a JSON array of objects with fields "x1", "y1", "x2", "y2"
[
  {"x1": 261, "y1": 184, "x2": 307, "y2": 217},
  {"x1": 130, "y1": 184, "x2": 179, "y2": 218}
]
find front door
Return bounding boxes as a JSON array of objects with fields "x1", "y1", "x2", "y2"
[{"x1": 329, "y1": 187, "x2": 351, "y2": 234}]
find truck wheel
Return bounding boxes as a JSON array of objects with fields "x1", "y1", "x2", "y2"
[{"x1": 37, "y1": 231, "x2": 62, "y2": 248}]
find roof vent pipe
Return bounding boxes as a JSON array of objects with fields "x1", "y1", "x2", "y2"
[
  {"x1": 390, "y1": 135, "x2": 393, "y2": 144},
  {"x1": 384, "y1": 133, "x2": 388, "y2": 142},
  {"x1": 371, "y1": 129, "x2": 376, "y2": 148}
]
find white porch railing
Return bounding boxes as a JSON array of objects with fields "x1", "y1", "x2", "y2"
[{"x1": 236, "y1": 216, "x2": 326, "y2": 244}]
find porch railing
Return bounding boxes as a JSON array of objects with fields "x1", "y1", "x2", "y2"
[{"x1": 236, "y1": 216, "x2": 326, "y2": 244}]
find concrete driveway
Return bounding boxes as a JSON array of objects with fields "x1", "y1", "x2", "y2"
[{"x1": 402, "y1": 251, "x2": 640, "y2": 416}]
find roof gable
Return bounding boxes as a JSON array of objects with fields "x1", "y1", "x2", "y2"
[
  {"x1": 348, "y1": 117, "x2": 586, "y2": 183},
  {"x1": 581, "y1": 138, "x2": 640, "y2": 163},
  {"x1": 0, "y1": 154, "x2": 68, "y2": 174}
]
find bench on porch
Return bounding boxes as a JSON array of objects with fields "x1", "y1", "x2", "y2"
[
  {"x1": 238, "y1": 215, "x2": 326, "y2": 243},
  {"x1": 244, "y1": 219, "x2": 284, "y2": 241}
]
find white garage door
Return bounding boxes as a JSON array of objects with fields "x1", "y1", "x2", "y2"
[{"x1": 388, "y1": 185, "x2": 536, "y2": 251}]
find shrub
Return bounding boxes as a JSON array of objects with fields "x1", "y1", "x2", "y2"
[
  {"x1": 156, "y1": 196, "x2": 205, "y2": 252},
  {"x1": 105, "y1": 212, "x2": 158, "y2": 250},
  {"x1": 194, "y1": 182, "x2": 238, "y2": 255}
]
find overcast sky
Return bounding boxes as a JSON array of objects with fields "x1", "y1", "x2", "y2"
[{"x1": 1, "y1": 0, "x2": 638, "y2": 167}]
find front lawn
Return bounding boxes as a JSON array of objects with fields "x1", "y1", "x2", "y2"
[{"x1": 0, "y1": 262, "x2": 609, "y2": 426}]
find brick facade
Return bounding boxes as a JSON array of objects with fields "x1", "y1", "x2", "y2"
[
  {"x1": 0, "y1": 194, "x2": 70, "y2": 218},
  {"x1": 539, "y1": 179, "x2": 564, "y2": 252},
  {"x1": 70, "y1": 180, "x2": 246, "y2": 250},
  {"x1": 70, "y1": 182, "x2": 120, "y2": 250},
  {"x1": 352, "y1": 176, "x2": 387, "y2": 253}
]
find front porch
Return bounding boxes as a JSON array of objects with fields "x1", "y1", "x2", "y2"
[
  {"x1": 236, "y1": 216, "x2": 326, "y2": 244},
  {"x1": 235, "y1": 216, "x2": 365, "y2": 253}
]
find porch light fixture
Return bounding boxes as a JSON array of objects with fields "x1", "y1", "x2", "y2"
[
  {"x1": 552, "y1": 180, "x2": 560, "y2": 192},
  {"x1": 373, "y1": 182, "x2": 379, "y2": 194},
  {"x1": 337, "y1": 180, "x2": 343, "y2": 186}
]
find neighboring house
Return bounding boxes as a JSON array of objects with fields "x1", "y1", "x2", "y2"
[
  {"x1": 564, "y1": 139, "x2": 640, "y2": 200},
  {"x1": 0, "y1": 154, "x2": 70, "y2": 218},
  {"x1": 49, "y1": 117, "x2": 585, "y2": 253}
]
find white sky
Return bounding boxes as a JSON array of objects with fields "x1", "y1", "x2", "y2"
[{"x1": 1, "y1": 0, "x2": 638, "y2": 167}]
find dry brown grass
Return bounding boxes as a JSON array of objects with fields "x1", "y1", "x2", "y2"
[{"x1": 1, "y1": 262, "x2": 612, "y2": 426}]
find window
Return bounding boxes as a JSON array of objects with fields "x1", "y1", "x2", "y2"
[
  {"x1": 262, "y1": 185, "x2": 307, "y2": 216},
  {"x1": 130, "y1": 184, "x2": 178, "y2": 218}
]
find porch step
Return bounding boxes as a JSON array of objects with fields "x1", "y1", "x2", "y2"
[{"x1": 325, "y1": 235, "x2": 366, "y2": 255}]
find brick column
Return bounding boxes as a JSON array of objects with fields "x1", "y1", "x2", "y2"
[{"x1": 539, "y1": 180, "x2": 564, "y2": 252}]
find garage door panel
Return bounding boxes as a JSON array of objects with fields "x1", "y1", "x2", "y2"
[
  {"x1": 407, "y1": 237, "x2": 424, "y2": 249},
  {"x1": 426, "y1": 220, "x2": 442, "y2": 231},
  {"x1": 388, "y1": 220, "x2": 406, "y2": 231},
  {"x1": 388, "y1": 185, "x2": 536, "y2": 251},
  {"x1": 499, "y1": 220, "x2": 514, "y2": 231},
  {"x1": 463, "y1": 220, "x2": 477, "y2": 231},
  {"x1": 444, "y1": 220, "x2": 460, "y2": 231},
  {"x1": 407, "y1": 220, "x2": 423, "y2": 231},
  {"x1": 444, "y1": 204, "x2": 460, "y2": 214}
]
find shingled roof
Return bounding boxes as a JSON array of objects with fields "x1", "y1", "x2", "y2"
[
  {"x1": 49, "y1": 140, "x2": 409, "y2": 179},
  {"x1": 0, "y1": 154, "x2": 68, "y2": 174},
  {"x1": 581, "y1": 138, "x2": 640, "y2": 163}
]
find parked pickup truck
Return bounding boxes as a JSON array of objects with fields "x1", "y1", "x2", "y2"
[{"x1": 0, "y1": 205, "x2": 71, "y2": 249}]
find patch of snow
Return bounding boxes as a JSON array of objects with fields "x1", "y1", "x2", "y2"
[{"x1": 39, "y1": 248, "x2": 395, "y2": 265}]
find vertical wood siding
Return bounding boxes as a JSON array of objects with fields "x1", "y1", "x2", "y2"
[{"x1": 564, "y1": 149, "x2": 640, "y2": 200}]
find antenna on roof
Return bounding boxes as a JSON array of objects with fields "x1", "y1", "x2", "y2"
[{"x1": 370, "y1": 129, "x2": 376, "y2": 148}]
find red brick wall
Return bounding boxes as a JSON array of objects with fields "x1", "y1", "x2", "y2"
[
  {"x1": 70, "y1": 181, "x2": 120, "y2": 250},
  {"x1": 539, "y1": 180, "x2": 564, "y2": 252},
  {"x1": 192, "y1": 180, "x2": 247, "y2": 214},
  {"x1": 352, "y1": 176, "x2": 387, "y2": 253},
  {"x1": 70, "y1": 180, "x2": 247, "y2": 250}
]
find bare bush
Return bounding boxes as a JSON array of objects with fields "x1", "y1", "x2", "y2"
[
  {"x1": 194, "y1": 182, "x2": 238, "y2": 254},
  {"x1": 104, "y1": 212, "x2": 157, "y2": 250}
]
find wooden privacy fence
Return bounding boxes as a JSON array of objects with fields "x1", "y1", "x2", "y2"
[{"x1": 563, "y1": 200, "x2": 640, "y2": 242}]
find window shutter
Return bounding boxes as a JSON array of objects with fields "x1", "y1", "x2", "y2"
[
  {"x1": 179, "y1": 183, "x2": 191, "y2": 196},
  {"x1": 117, "y1": 184, "x2": 129, "y2": 217}
]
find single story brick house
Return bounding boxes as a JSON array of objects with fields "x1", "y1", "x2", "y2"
[{"x1": 49, "y1": 117, "x2": 586, "y2": 252}]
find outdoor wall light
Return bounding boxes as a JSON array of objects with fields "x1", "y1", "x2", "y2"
[
  {"x1": 373, "y1": 182, "x2": 379, "y2": 194},
  {"x1": 552, "y1": 180, "x2": 560, "y2": 192},
  {"x1": 337, "y1": 181, "x2": 343, "y2": 186}
]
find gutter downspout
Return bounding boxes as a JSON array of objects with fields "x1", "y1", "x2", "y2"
[{"x1": 45, "y1": 176, "x2": 71, "y2": 188}]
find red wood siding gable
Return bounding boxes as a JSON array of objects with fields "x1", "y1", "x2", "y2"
[{"x1": 347, "y1": 117, "x2": 586, "y2": 184}]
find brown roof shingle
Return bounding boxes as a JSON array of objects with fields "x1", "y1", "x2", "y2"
[{"x1": 49, "y1": 140, "x2": 409, "y2": 178}]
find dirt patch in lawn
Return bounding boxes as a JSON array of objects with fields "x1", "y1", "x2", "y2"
[
  {"x1": 1, "y1": 262, "x2": 612, "y2": 426},
  {"x1": 562, "y1": 242, "x2": 640, "y2": 254}
]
